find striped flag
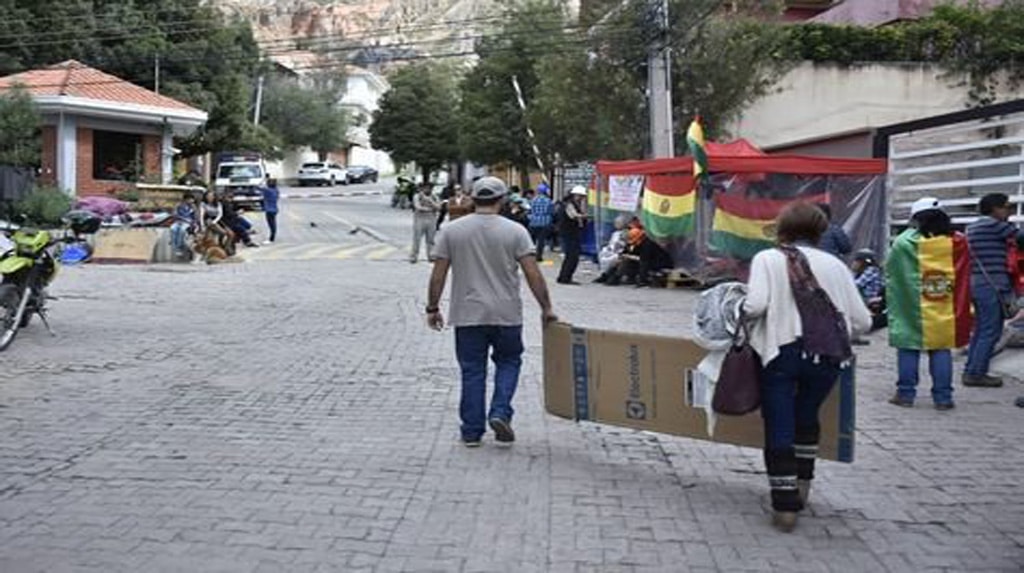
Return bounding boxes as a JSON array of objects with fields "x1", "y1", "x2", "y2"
[
  {"x1": 641, "y1": 174, "x2": 696, "y2": 239},
  {"x1": 886, "y1": 230, "x2": 973, "y2": 349},
  {"x1": 687, "y1": 117, "x2": 708, "y2": 181},
  {"x1": 710, "y1": 193, "x2": 826, "y2": 260}
]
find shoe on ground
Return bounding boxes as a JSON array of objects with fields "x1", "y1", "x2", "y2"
[
  {"x1": 888, "y1": 394, "x2": 914, "y2": 408},
  {"x1": 488, "y1": 417, "x2": 515, "y2": 446},
  {"x1": 261, "y1": 240, "x2": 273, "y2": 245},
  {"x1": 1015, "y1": 396, "x2": 1024, "y2": 408},
  {"x1": 462, "y1": 437, "x2": 482, "y2": 448},
  {"x1": 851, "y1": 338, "x2": 871, "y2": 346},
  {"x1": 962, "y1": 374, "x2": 1004, "y2": 388},
  {"x1": 934, "y1": 402, "x2": 956, "y2": 411},
  {"x1": 772, "y1": 511, "x2": 797, "y2": 533},
  {"x1": 556, "y1": 280, "x2": 581, "y2": 285}
]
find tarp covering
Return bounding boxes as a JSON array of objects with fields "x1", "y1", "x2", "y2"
[{"x1": 594, "y1": 144, "x2": 888, "y2": 283}]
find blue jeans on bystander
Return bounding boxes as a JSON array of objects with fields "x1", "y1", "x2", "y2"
[
  {"x1": 896, "y1": 348, "x2": 953, "y2": 405},
  {"x1": 965, "y1": 283, "x2": 1005, "y2": 377},
  {"x1": 454, "y1": 325, "x2": 524, "y2": 441}
]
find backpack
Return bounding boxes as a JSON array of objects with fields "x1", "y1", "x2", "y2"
[{"x1": 778, "y1": 245, "x2": 853, "y2": 365}]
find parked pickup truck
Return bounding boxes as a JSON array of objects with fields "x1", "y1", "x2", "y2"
[{"x1": 213, "y1": 151, "x2": 267, "y2": 211}]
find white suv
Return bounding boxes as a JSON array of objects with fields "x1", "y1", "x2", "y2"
[{"x1": 297, "y1": 162, "x2": 348, "y2": 187}]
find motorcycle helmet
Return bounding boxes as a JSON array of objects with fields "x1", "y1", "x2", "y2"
[{"x1": 62, "y1": 210, "x2": 102, "y2": 235}]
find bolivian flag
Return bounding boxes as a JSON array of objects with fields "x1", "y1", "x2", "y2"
[
  {"x1": 687, "y1": 118, "x2": 708, "y2": 180},
  {"x1": 886, "y1": 230, "x2": 973, "y2": 350},
  {"x1": 710, "y1": 193, "x2": 826, "y2": 260},
  {"x1": 641, "y1": 174, "x2": 695, "y2": 238}
]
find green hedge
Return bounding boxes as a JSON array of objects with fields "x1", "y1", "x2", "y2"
[{"x1": 778, "y1": 3, "x2": 1024, "y2": 104}]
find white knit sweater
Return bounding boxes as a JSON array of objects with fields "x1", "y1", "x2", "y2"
[{"x1": 742, "y1": 246, "x2": 873, "y2": 366}]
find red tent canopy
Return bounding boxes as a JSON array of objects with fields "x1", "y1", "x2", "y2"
[{"x1": 597, "y1": 139, "x2": 886, "y2": 176}]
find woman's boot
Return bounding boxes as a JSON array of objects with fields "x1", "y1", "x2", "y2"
[{"x1": 765, "y1": 448, "x2": 801, "y2": 532}]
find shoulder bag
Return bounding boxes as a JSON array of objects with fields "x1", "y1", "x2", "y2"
[{"x1": 712, "y1": 309, "x2": 762, "y2": 416}]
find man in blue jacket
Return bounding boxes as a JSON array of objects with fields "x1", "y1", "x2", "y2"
[{"x1": 261, "y1": 178, "x2": 280, "y2": 244}]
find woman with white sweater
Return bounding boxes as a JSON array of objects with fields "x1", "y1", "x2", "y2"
[{"x1": 743, "y1": 202, "x2": 872, "y2": 532}]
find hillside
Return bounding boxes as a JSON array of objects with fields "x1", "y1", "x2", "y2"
[{"x1": 213, "y1": 0, "x2": 573, "y2": 70}]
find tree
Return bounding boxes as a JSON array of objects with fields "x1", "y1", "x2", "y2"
[
  {"x1": 0, "y1": 84, "x2": 41, "y2": 166},
  {"x1": 525, "y1": 0, "x2": 789, "y2": 161},
  {"x1": 261, "y1": 73, "x2": 350, "y2": 160},
  {"x1": 370, "y1": 63, "x2": 460, "y2": 182},
  {"x1": 0, "y1": 0, "x2": 266, "y2": 156},
  {"x1": 458, "y1": 1, "x2": 568, "y2": 183}
]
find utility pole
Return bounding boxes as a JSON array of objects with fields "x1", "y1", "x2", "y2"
[
  {"x1": 154, "y1": 54, "x2": 160, "y2": 95},
  {"x1": 253, "y1": 74, "x2": 265, "y2": 126},
  {"x1": 647, "y1": 0, "x2": 674, "y2": 158}
]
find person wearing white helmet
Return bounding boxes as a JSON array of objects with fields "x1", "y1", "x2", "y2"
[
  {"x1": 886, "y1": 197, "x2": 959, "y2": 410},
  {"x1": 557, "y1": 185, "x2": 589, "y2": 284},
  {"x1": 426, "y1": 176, "x2": 558, "y2": 447}
]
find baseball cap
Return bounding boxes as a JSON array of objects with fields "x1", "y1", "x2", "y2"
[
  {"x1": 471, "y1": 176, "x2": 508, "y2": 199},
  {"x1": 910, "y1": 196, "x2": 941, "y2": 216},
  {"x1": 570, "y1": 185, "x2": 588, "y2": 196}
]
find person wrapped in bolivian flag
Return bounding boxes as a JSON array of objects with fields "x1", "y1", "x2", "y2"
[{"x1": 885, "y1": 197, "x2": 973, "y2": 410}]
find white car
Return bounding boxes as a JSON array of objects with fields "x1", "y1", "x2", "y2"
[{"x1": 297, "y1": 162, "x2": 348, "y2": 187}]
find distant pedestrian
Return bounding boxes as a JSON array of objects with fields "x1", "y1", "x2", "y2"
[
  {"x1": 743, "y1": 201, "x2": 871, "y2": 532},
  {"x1": 963, "y1": 193, "x2": 1024, "y2": 387},
  {"x1": 261, "y1": 177, "x2": 280, "y2": 244},
  {"x1": 556, "y1": 186, "x2": 588, "y2": 285},
  {"x1": 410, "y1": 184, "x2": 440, "y2": 263},
  {"x1": 817, "y1": 204, "x2": 852, "y2": 259},
  {"x1": 886, "y1": 198, "x2": 969, "y2": 410},
  {"x1": 529, "y1": 183, "x2": 554, "y2": 261},
  {"x1": 426, "y1": 176, "x2": 557, "y2": 448}
]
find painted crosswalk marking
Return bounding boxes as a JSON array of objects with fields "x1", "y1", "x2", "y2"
[{"x1": 240, "y1": 242, "x2": 400, "y2": 262}]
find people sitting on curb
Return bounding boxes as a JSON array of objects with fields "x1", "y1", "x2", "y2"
[
  {"x1": 851, "y1": 248, "x2": 886, "y2": 331},
  {"x1": 594, "y1": 216, "x2": 628, "y2": 284},
  {"x1": 170, "y1": 192, "x2": 197, "y2": 258}
]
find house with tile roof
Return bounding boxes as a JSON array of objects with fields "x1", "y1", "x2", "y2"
[{"x1": 0, "y1": 60, "x2": 207, "y2": 196}]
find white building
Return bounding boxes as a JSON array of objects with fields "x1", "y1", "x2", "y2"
[
  {"x1": 340, "y1": 66, "x2": 394, "y2": 176},
  {"x1": 263, "y1": 57, "x2": 394, "y2": 181}
]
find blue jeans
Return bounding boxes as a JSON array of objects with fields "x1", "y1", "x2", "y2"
[
  {"x1": 761, "y1": 342, "x2": 841, "y2": 451},
  {"x1": 965, "y1": 284, "x2": 1005, "y2": 376},
  {"x1": 760, "y1": 341, "x2": 841, "y2": 511},
  {"x1": 170, "y1": 222, "x2": 189, "y2": 252},
  {"x1": 454, "y1": 325, "x2": 524, "y2": 440},
  {"x1": 896, "y1": 349, "x2": 953, "y2": 404}
]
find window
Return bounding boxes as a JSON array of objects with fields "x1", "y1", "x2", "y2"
[
  {"x1": 92, "y1": 130, "x2": 143, "y2": 181},
  {"x1": 217, "y1": 164, "x2": 263, "y2": 179}
]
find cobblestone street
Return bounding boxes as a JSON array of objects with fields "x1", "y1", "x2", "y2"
[{"x1": 1, "y1": 197, "x2": 1022, "y2": 572}]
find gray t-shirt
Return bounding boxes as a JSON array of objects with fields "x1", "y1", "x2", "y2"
[{"x1": 431, "y1": 213, "x2": 536, "y2": 327}]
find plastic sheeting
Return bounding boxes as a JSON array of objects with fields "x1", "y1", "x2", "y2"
[{"x1": 591, "y1": 165, "x2": 887, "y2": 284}]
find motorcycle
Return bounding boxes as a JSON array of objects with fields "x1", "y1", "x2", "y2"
[{"x1": 0, "y1": 212, "x2": 98, "y2": 351}]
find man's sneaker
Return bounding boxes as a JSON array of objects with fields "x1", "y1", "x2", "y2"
[
  {"x1": 488, "y1": 418, "x2": 515, "y2": 446},
  {"x1": 888, "y1": 394, "x2": 914, "y2": 407},
  {"x1": 1015, "y1": 396, "x2": 1024, "y2": 408},
  {"x1": 934, "y1": 402, "x2": 956, "y2": 411},
  {"x1": 462, "y1": 437, "x2": 482, "y2": 448},
  {"x1": 962, "y1": 374, "x2": 1004, "y2": 388}
]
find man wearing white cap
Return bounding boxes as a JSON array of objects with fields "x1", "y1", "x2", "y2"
[
  {"x1": 426, "y1": 176, "x2": 558, "y2": 447},
  {"x1": 557, "y1": 185, "x2": 589, "y2": 284}
]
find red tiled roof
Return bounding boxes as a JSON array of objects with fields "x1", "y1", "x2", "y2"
[{"x1": 0, "y1": 60, "x2": 201, "y2": 113}]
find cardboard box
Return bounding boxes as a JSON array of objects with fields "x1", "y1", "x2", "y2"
[{"x1": 543, "y1": 322, "x2": 855, "y2": 462}]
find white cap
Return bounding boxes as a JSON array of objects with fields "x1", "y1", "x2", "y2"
[
  {"x1": 910, "y1": 196, "x2": 941, "y2": 216},
  {"x1": 570, "y1": 185, "x2": 588, "y2": 196}
]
